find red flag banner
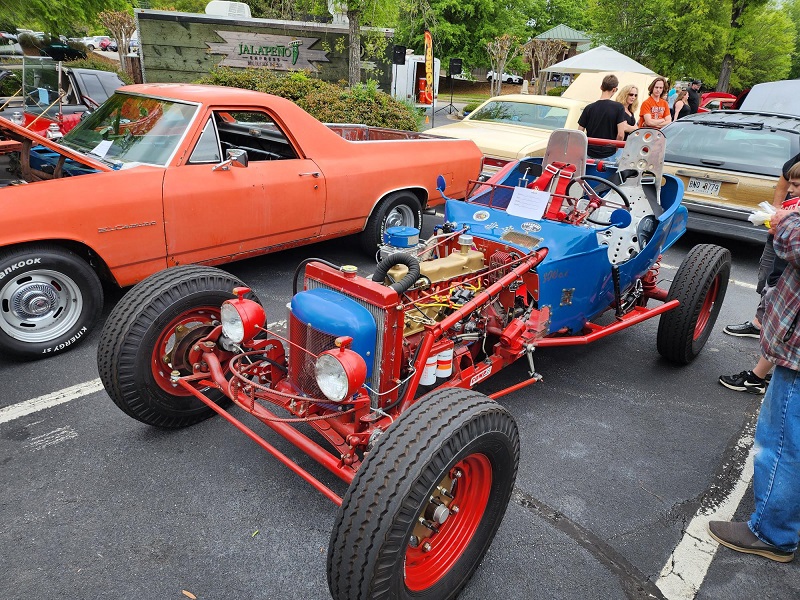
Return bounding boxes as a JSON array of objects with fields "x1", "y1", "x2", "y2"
[{"x1": 423, "y1": 30, "x2": 433, "y2": 104}]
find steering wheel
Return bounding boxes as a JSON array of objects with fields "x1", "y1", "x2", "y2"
[{"x1": 567, "y1": 175, "x2": 632, "y2": 226}]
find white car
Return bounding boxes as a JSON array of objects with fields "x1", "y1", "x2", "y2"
[
  {"x1": 78, "y1": 36, "x2": 110, "y2": 51},
  {"x1": 486, "y1": 71, "x2": 523, "y2": 84}
]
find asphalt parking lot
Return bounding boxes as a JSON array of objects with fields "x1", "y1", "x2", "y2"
[{"x1": 1, "y1": 220, "x2": 798, "y2": 599}]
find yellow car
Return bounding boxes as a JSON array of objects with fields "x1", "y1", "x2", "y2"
[
  {"x1": 429, "y1": 94, "x2": 587, "y2": 171},
  {"x1": 662, "y1": 110, "x2": 800, "y2": 243}
]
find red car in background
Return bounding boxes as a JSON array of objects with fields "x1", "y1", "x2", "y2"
[{"x1": 697, "y1": 92, "x2": 736, "y2": 113}]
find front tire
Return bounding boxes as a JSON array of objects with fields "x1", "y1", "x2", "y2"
[
  {"x1": 97, "y1": 265, "x2": 258, "y2": 428},
  {"x1": 327, "y1": 389, "x2": 519, "y2": 600},
  {"x1": 359, "y1": 191, "x2": 422, "y2": 255},
  {"x1": 657, "y1": 244, "x2": 730, "y2": 364},
  {"x1": 0, "y1": 244, "x2": 103, "y2": 360}
]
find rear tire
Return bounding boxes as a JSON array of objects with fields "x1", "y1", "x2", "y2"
[
  {"x1": 97, "y1": 265, "x2": 258, "y2": 428},
  {"x1": 359, "y1": 191, "x2": 422, "y2": 255},
  {"x1": 657, "y1": 244, "x2": 730, "y2": 364},
  {"x1": 327, "y1": 389, "x2": 519, "y2": 600}
]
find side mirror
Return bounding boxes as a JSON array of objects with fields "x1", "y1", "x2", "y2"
[
  {"x1": 212, "y1": 148, "x2": 248, "y2": 171},
  {"x1": 226, "y1": 148, "x2": 248, "y2": 168}
]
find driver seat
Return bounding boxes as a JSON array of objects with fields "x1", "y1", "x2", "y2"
[{"x1": 594, "y1": 129, "x2": 667, "y2": 264}]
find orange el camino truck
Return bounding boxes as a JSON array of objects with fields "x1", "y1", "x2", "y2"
[{"x1": 0, "y1": 83, "x2": 483, "y2": 359}]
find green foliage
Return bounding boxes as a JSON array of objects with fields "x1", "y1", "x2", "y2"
[
  {"x1": 728, "y1": 3, "x2": 793, "y2": 89},
  {"x1": 3, "y1": 0, "x2": 128, "y2": 36},
  {"x1": 463, "y1": 100, "x2": 481, "y2": 112},
  {"x1": 547, "y1": 86, "x2": 567, "y2": 96},
  {"x1": 783, "y1": 0, "x2": 800, "y2": 78},
  {"x1": 197, "y1": 67, "x2": 420, "y2": 131}
]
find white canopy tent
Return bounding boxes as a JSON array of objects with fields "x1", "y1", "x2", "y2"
[{"x1": 543, "y1": 45, "x2": 657, "y2": 75}]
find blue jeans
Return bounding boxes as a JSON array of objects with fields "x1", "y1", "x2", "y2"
[{"x1": 749, "y1": 365, "x2": 800, "y2": 551}]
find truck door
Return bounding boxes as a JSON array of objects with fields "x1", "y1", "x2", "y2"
[{"x1": 162, "y1": 109, "x2": 326, "y2": 266}]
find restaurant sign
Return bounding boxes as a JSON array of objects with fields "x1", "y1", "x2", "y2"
[{"x1": 206, "y1": 31, "x2": 330, "y2": 71}]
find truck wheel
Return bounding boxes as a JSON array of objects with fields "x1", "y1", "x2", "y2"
[
  {"x1": 360, "y1": 191, "x2": 422, "y2": 255},
  {"x1": 97, "y1": 265, "x2": 259, "y2": 429},
  {"x1": 327, "y1": 388, "x2": 519, "y2": 600},
  {"x1": 657, "y1": 244, "x2": 730, "y2": 364},
  {"x1": 0, "y1": 245, "x2": 103, "y2": 360}
]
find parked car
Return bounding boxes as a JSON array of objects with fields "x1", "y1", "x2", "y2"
[
  {"x1": 697, "y1": 92, "x2": 736, "y2": 113},
  {"x1": 0, "y1": 83, "x2": 483, "y2": 359},
  {"x1": 38, "y1": 41, "x2": 86, "y2": 61},
  {"x1": 428, "y1": 94, "x2": 587, "y2": 171},
  {"x1": 662, "y1": 109, "x2": 800, "y2": 242},
  {"x1": 737, "y1": 80, "x2": 800, "y2": 117},
  {"x1": 0, "y1": 60, "x2": 124, "y2": 134},
  {"x1": 100, "y1": 38, "x2": 118, "y2": 52},
  {"x1": 78, "y1": 36, "x2": 110, "y2": 51},
  {"x1": 487, "y1": 71, "x2": 523, "y2": 84},
  {"x1": 0, "y1": 32, "x2": 22, "y2": 56}
]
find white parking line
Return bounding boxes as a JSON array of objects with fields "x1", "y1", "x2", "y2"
[
  {"x1": 656, "y1": 434, "x2": 756, "y2": 599},
  {"x1": 0, "y1": 379, "x2": 104, "y2": 425},
  {"x1": 1, "y1": 320, "x2": 288, "y2": 425}
]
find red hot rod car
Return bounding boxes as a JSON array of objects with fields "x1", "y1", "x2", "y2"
[
  {"x1": 0, "y1": 84, "x2": 482, "y2": 359},
  {"x1": 98, "y1": 129, "x2": 729, "y2": 599}
]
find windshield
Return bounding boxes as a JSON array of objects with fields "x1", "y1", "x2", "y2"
[
  {"x1": 60, "y1": 92, "x2": 198, "y2": 167},
  {"x1": 664, "y1": 121, "x2": 798, "y2": 177},
  {"x1": 468, "y1": 100, "x2": 570, "y2": 130}
]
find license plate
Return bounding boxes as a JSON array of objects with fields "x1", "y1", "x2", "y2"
[{"x1": 687, "y1": 177, "x2": 722, "y2": 196}]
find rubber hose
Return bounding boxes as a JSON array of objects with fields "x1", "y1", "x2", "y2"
[
  {"x1": 372, "y1": 253, "x2": 421, "y2": 294},
  {"x1": 292, "y1": 258, "x2": 343, "y2": 296}
]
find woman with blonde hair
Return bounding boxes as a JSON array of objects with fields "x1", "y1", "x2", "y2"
[{"x1": 614, "y1": 85, "x2": 639, "y2": 137}]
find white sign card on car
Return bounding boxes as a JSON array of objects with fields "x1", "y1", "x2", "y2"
[{"x1": 506, "y1": 187, "x2": 550, "y2": 220}]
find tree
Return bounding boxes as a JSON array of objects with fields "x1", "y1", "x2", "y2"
[
  {"x1": 99, "y1": 10, "x2": 137, "y2": 70},
  {"x1": 727, "y1": 3, "x2": 793, "y2": 89},
  {"x1": 1, "y1": 0, "x2": 127, "y2": 35},
  {"x1": 716, "y1": 0, "x2": 770, "y2": 91},
  {"x1": 522, "y1": 38, "x2": 567, "y2": 94},
  {"x1": 486, "y1": 34, "x2": 520, "y2": 97},
  {"x1": 783, "y1": 0, "x2": 800, "y2": 78}
]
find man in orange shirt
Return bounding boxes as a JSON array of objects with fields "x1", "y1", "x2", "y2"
[{"x1": 638, "y1": 77, "x2": 671, "y2": 129}]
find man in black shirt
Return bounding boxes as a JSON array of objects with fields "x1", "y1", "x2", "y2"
[
  {"x1": 687, "y1": 79, "x2": 701, "y2": 114},
  {"x1": 577, "y1": 74, "x2": 626, "y2": 159}
]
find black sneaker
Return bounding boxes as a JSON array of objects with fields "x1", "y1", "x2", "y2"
[
  {"x1": 719, "y1": 370, "x2": 767, "y2": 394},
  {"x1": 723, "y1": 321, "x2": 761, "y2": 338}
]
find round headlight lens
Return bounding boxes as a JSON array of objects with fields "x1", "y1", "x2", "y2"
[
  {"x1": 221, "y1": 301, "x2": 245, "y2": 343},
  {"x1": 315, "y1": 353, "x2": 349, "y2": 402}
]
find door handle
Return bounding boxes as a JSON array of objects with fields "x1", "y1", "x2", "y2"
[{"x1": 299, "y1": 172, "x2": 320, "y2": 178}]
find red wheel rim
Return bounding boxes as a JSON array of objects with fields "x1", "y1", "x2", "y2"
[
  {"x1": 404, "y1": 453, "x2": 492, "y2": 591},
  {"x1": 693, "y1": 275, "x2": 720, "y2": 340},
  {"x1": 151, "y1": 306, "x2": 220, "y2": 395}
]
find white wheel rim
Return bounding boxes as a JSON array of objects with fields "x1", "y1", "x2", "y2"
[
  {"x1": 386, "y1": 205, "x2": 415, "y2": 230},
  {"x1": 0, "y1": 269, "x2": 84, "y2": 343}
]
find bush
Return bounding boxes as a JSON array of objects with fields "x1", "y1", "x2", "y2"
[
  {"x1": 197, "y1": 67, "x2": 420, "y2": 131},
  {"x1": 547, "y1": 86, "x2": 568, "y2": 96},
  {"x1": 463, "y1": 101, "x2": 482, "y2": 113}
]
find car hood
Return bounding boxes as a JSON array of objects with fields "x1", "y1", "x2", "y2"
[{"x1": 427, "y1": 121, "x2": 550, "y2": 159}]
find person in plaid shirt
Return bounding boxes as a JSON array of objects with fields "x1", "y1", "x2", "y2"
[{"x1": 708, "y1": 181, "x2": 800, "y2": 562}]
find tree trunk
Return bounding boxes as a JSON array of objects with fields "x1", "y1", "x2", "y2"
[
  {"x1": 347, "y1": 10, "x2": 360, "y2": 87},
  {"x1": 717, "y1": 53, "x2": 734, "y2": 92}
]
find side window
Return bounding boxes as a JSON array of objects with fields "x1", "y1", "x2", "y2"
[
  {"x1": 77, "y1": 73, "x2": 107, "y2": 104},
  {"x1": 215, "y1": 110, "x2": 299, "y2": 161},
  {"x1": 188, "y1": 117, "x2": 222, "y2": 164}
]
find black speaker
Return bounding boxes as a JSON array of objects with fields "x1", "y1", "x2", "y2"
[
  {"x1": 392, "y1": 45, "x2": 407, "y2": 65},
  {"x1": 449, "y1": 58, "x2": 463, "y2": 74}
]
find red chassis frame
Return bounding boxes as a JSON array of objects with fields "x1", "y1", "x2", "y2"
[{"x1": 175, "y1": 255, "x2": 677, "y2": 506}]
